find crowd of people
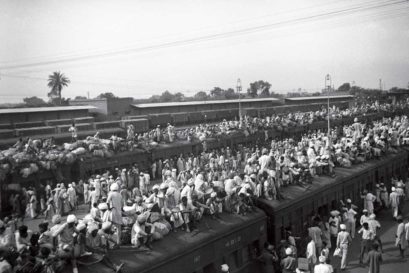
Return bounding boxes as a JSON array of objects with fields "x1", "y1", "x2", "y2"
[{"x1": 1, "y1": 100, "x2": 409, "y2": 273}]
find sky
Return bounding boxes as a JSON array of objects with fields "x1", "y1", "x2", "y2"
[{"x1": 0, "y1": 0, "x2": 408, "y2": 103}]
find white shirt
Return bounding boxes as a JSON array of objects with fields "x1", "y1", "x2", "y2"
[
  {"x1": 405, "y1": 223, "x2": 409, "y2": 241},
  {"x1": 329, "y1": 217, "x2": 339, "y2": 236},
  {"x1": 314, "y1": 263, "x2": 333, "y2": 273},
  {"x1": 306, "y1": 240, "x2": 317, "y2": 264},
  {"x1": 368, "y1": 219, "x2": 381, "y2": 236}
]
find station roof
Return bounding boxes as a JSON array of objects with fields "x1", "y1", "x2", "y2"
[
  {"x1": 132, "y1": 98, "x2": 280, "y2": 108},
  {"x1": 0, "y1": 105, "x2": 96, "y2": 114},
  {"x1": 285, "y1": 95, "x2": 353, "y2": 101}
]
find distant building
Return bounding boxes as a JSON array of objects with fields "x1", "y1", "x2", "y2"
[
  {"x1": 130, "y1": 98, "x2": 282, "y2": 115},
  {"x1": 0, "y1": 105, "x2": 95, "y2": 124},
  {"x1": 70, "y1": 97, "x2": 133, "y2": 120}
]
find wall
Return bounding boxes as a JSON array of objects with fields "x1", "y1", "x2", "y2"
[
  {"x1": 70, "y1": 99, "x2": 108, "y2": 116},
  {"x1": 106, "y1": 97, "x2": 133, "y2": 120},
  {"x1": 0, "y1": 109, "x2": 90, "y2": 124}
]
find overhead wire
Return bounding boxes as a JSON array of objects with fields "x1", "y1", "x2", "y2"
[{"x1": 1, "y1": 0, "x2": 408, "y2": 71}]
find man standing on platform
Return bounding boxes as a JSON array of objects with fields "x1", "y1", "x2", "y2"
[
  {"x1": 368, "y1": 243, "x2": 382, "y2": 273},
  {"x1": 107, "y1": 183, "x2": 123, "y2": 245},
  {"x1": 337, "y1": 224, "x2": 352, "y2": 271}
]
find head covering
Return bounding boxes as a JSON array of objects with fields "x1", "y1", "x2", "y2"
[
  {"x1": 102, "y1": 222, "x2": 112, "y2": 230},
  {"x1": 330, "y1": 210, "x2": 340, "y2": 217},
  {"x1": 87, "y1": 224, "x2": 98, "y2": 233},
  {"x1": 211, "y1": 192, "x2": 217, "y2": 198},
  {"x1": 221, "y1": 264, "x2": 229, "y2": 272},
  {"x1": 76, "y1": 223, "x2": 86, "y2": 231},
  {"x1": 96, "y1": 175, "x2": 101, "y2": 179},
  {"x1": 285, "y1": 248, "x2": 292, "y2": 255},
  {"x1": 346, "y1": 198, "x2": 352, "y2": 203},
  {"x1": 152, "y1": 184, "x2": 160, "y2": 191},
  {"x1": 319, "y1": 255, "x2": 326, "y2": 263},
  {"x1": 157, "y1": 192, "x2": 165, "y2": 199},
  {"x1": 52, "y1": 214, "x2": 62, "y2": 224},
  {"x1": 98, "y1": 203, "x2": 108, "y2": 210},
  {"x1": 340, "y1": 224, "x2": 346, "y2": 230},
  {"x1": 369, "y1": 214, "x2": 376, "y2": 220},
  {"x1": 110, "y1": 183, "x2": 119, "y2": 191},
  {"x1": 166, "y1": 187, "x2": 175, "y2": 197},
  {"x1": 391, "y1": 187, "x2": 396, "y2": 192},
  {"x1": 67, "y1": 214, "x2": 77, "y2": 224},
  {"x1": 187, "y1": 180, "x2": 194, "y2": 186},
  {"x1": 363, "y1": 209, "x2": 368, "y2": 213}
]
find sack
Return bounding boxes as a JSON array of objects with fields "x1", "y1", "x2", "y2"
[{"x1": 333, "y1": 247, "x2": 342, "y2": 257}]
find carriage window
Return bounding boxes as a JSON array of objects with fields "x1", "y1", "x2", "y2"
[
  {"x1": 242, "y1": 245, "x2": 250, "y2": 264},
  {"x1": 203, "y1": 263, "x2": 216, "y2": 273},
  {"x1": 331, "y1": 200, "x2": 337, "y2": 210},
  {"x1": 227, "y1": 250, "x2": 239, "y2": 271}
]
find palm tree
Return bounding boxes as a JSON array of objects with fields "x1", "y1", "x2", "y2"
[{"x1": 47, "y1": 71, "x2": 70, "y2": 105}]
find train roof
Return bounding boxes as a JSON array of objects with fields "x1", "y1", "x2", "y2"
[
  {"x1": 0, "y1": 105, "x2": 96, "y2": 114},
  {"x1": 284, "y1": 95, "x2": 353, "y2": 101},
  {"x1": 259, "y1": 149, "x2": 406, "y2": 212},
  {"x1": 74, "y1": 210, "x2": 266, "y2": 273},
  {"x1": 131, "y1": 98, "x2": 280, "y2": 108}
]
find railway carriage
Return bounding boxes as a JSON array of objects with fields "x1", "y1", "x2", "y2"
[
  {"x1": 257, "y1": 149, "x2": 408, "y2": 244},
  {"x1": 73, "y1": 211, "x2": 267, "y2": 273}
]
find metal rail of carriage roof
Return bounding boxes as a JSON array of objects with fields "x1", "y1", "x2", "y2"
[
  {"x1": 284, "y1": 95, "x2": 353, "y2": 101},
  {"x1": 0, "y1": 105, "x2": 96, "y2": 114},
  {"x1": 258, "y1": 149, "x2": 406, "y2": 212},
  {"x1": 131, "y1": 98, "x2": 280, "y2": 108}
]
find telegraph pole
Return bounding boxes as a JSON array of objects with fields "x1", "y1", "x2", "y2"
[
  {"x1": 237, "y1": 78, "x2": 242, "y2": 124},
  {"x1": 325, "y1": 74, "x2": 332, "y2": 138}
]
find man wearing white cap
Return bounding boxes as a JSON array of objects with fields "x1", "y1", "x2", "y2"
[
  {"x1": 220, "y1": 264, "x2": 230, "y2": 273},
  {"x1": 131, "y1": 214, "x2": 154, "y2": 250},
  {"x1": 107, "y1": 183, "x2": 123, "y2": 245},
  {"x1": 329, "y1": 211, "x2": 340, "y2": 250},
  {"x1": 336, "y1": 223, "x2": 352, "y2": 270},
  {"x1": 345, "y1": 200, "x2": 357, "y2": 238},
  {"x1": 362, "y1": 189, "x2": 376, "y2": 214},
  {"x1": 389, "y1": 187, "x2": 399, "y2": 219},
  {"x1": 281, "y1": 247, "x2": 297, "y2": 273},
  {"x1": 314, "y1": 255, "x2": 333, "y2": 273},
  {"x1": 360, "y1": 209, "x2": 370, "y2": 226},
  {"x1": 306, "y1": 235, "x2": 317, "y2": 272}
]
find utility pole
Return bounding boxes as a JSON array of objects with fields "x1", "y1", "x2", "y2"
[
  {"x1": 325, "y1": 74, "x2": 332, "y2": 139},
  {"x1": 237, "y1": 78, "x2": 242, "y2": 125},
  {"x1": 379, "y1": 79, "x2": 382, "y2": 91}
]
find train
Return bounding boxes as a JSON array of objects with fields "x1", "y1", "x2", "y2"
[
  {"x1": 75, "y1": 211, "x2": 267, "y2": 273},
  {"x1": 0, "y1": 108, "x2": 400, "y2": 210},
  {"x1": 122, "y1": 101, "x2": 352, "y2": 129},
  {"x1": 61, "y1": 149, "x2": 408, "y2": 273}
]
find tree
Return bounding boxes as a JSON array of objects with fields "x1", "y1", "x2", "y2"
[
  {"x1": 210, "y1": 87, "x2": 224, "y2": 98},
  {"x1": 224, "y1": 88, "x2": 239, "y2": 99},
  {"x1": 97, "y1": 92, "x2": 117, "y2": 99},
  {"x1": 160, "y1": 90, "x2": 174, "y2": 102},
  {"x1": 23, "y1": 96, "x2": 48, "y2": 107},
  {"x1": 337, "y1": 82, "x2": 351, "y2": 92},
  {"x1": 247, "y1": 80, "x2": 271, "y2": 98},
  {"x1": 173, "y1": 92, "x2": 185, "y2": 102},
  {"x1": 193, "y1": 91, "x2": 209, "y2": 100},
  {"x1": 47, "y1": 71, "x2": 70, "y2": 105}
]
